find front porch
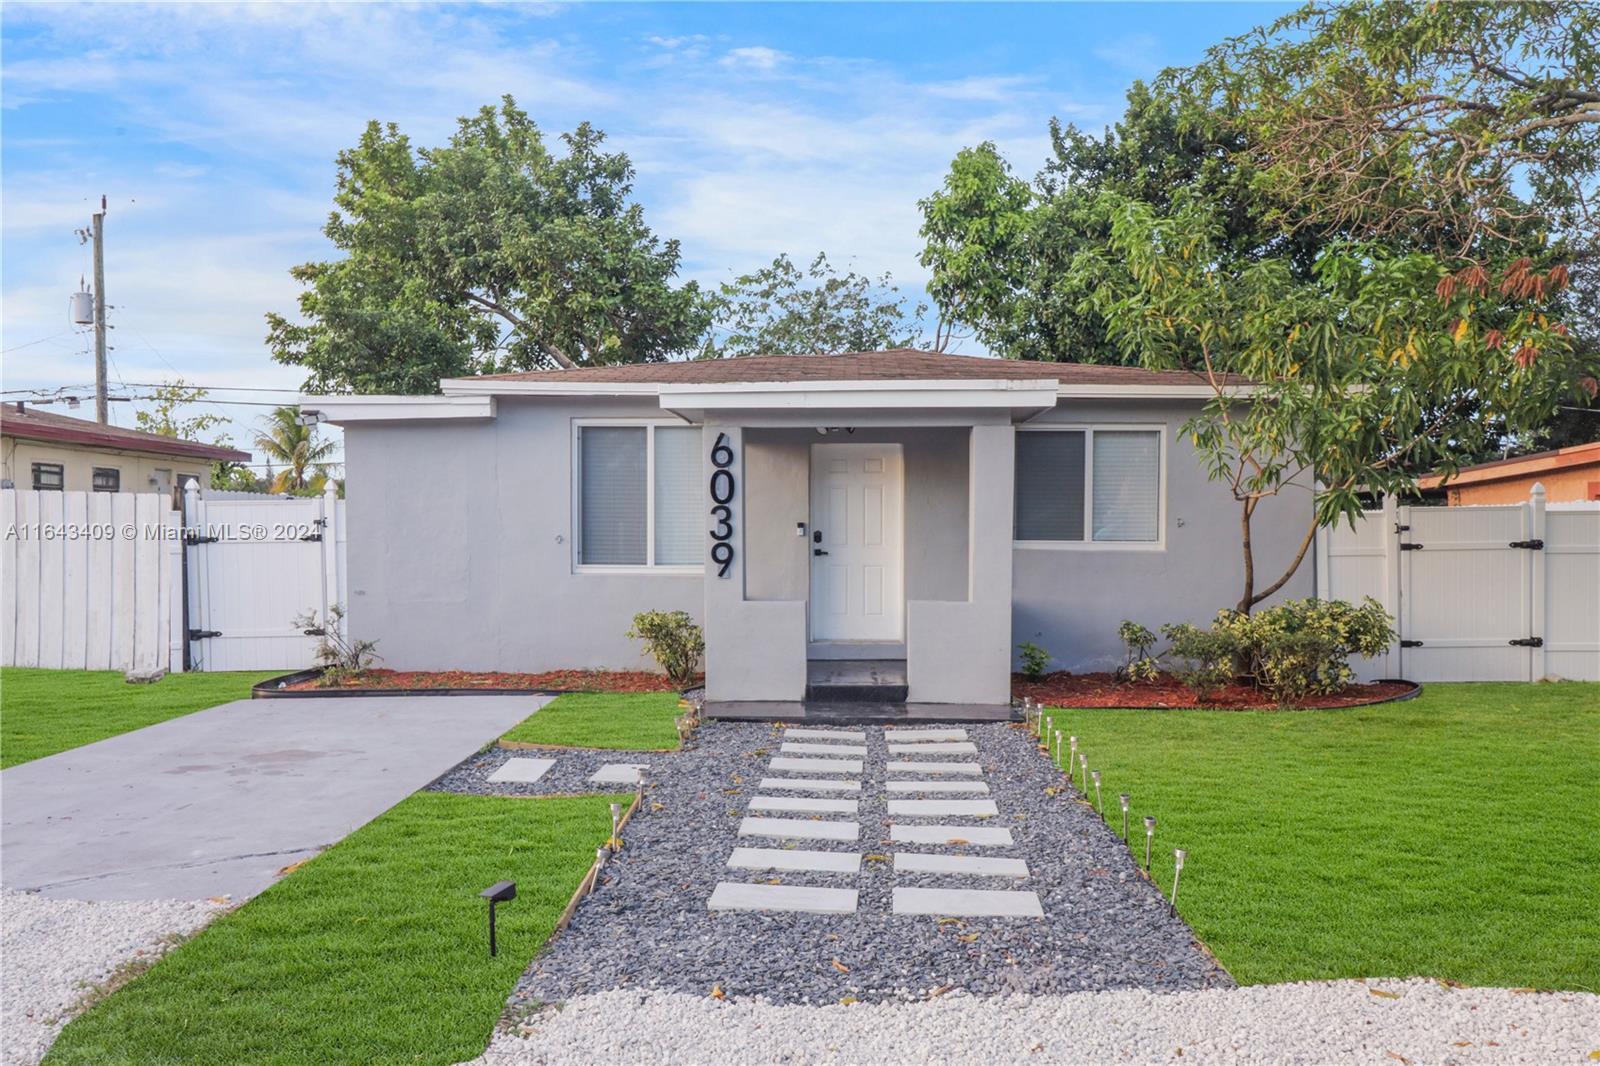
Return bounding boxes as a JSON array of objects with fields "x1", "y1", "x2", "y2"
[{"x1": 677, "y1": 375, "x2": 1057, "y2": 717}]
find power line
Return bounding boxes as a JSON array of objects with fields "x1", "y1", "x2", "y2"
[{"x1": 1, "y1": 331, "x2": 83, "y2": 355}]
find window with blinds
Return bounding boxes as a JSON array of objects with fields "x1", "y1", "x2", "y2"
[
  {"x1": 1014, "y1": 427, "x2": 1162, "y2": 544},
  {"x1": 578, "y1": 423, "x2": 703, "y2": 569}
]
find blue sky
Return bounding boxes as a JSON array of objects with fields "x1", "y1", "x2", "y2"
[{"x1": 1, "y1": 1, "x2": 1291, "y2": 460}]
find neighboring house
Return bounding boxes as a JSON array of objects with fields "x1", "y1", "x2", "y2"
[
  {"x1": 304, "y1": 349, "x2": 1312, "y2": 708},
  {"x1": 0, "y1": 403, "x2": 249, "y2": 497},
  {"x1": 1419, "y1": 440, "x2": 1600, "y2": 506}
]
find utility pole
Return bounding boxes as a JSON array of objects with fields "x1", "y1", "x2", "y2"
[{"x1": 91, "y1": 195, "x2": 108, "y2": 424}]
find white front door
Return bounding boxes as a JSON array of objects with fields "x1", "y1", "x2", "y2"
[{"x1": 809, "y1": 443, "x2": 904, "y2": 642}]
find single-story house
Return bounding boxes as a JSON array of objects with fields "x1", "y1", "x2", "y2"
[
  {"x1": 1, "y1": 403, "x2": 249, "y2": 497},
  {"x1": 304, "y1": 349, "x2": 1312, "y2": 709},
  {"x1": 1419, "y1": 440, "x2": 1600, "y2": 506}
]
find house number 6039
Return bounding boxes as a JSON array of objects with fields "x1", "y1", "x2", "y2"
[{"x1": 709, "y1": 432, "x2": 736, "y2": 578}]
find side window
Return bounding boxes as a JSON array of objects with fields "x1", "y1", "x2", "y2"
[
  {"x1": 31, "y1": 462, "x2": 65, "y2": 491},
  {"x1": 92, "y1": 467, "x2": 121, "y2": 492}
]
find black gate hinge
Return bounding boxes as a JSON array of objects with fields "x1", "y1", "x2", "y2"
[
  {"x1": 184, "y1": 531, "x2": 219, "y2": 545},
  {"x1": 299, "y1": 531, "x2": 324, "y2": 542},
  {"x1": 302, "y1": 627, "x2": 326, "y2": 637},
  {"x1": 1509, "y1": 539, "x2": 1544, "y2": 550},
  {"x1": 1394, "y1": 523, "x2": 1411, "y2": 533},
  {"x1": 1509, "y1": 637, "x2": 1544, "y2": 648},
  {"x1": 1400, "y1": 639, "x2": 1424, "y2": 648},
  {"x1": 188, "y1": 628, "x2": 221, "y2": 640},
  {"x1": 1400, "y1": 542, "x2": 1424, "y2": 551}
]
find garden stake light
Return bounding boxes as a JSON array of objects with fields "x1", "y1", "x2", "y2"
[
  {"x1": 1143, "y1": 816, "x2": 1156, "y2": 871},
  {"x1": 1091, "y1": 770, "x2": 1102, "y2": 814},
  {"x1": 1054, "y1": 730, "x2": 1062, "y2": 767},
  {"x1": 479, "y1": 880, "x2": 516, "y2": 958},
  {"x1": 1078, "y1": 752, "x2": 1088, "y2": 793},
  {"x1": 1068, "y1": 736, "x2": 1078, "y2": 778},
  {"x1": 1119, "y1": 793, "x2": 1130, "y2": 841},
  {"x1": 609, "y1": 802, "x2": 622, "y2": 851},
  {"x1": 1171, "y1": 849, "x2": 1187, "y2": 916}
]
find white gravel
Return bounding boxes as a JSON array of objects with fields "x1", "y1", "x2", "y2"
[
  {"x1": 466, "y1": 979, "x2": 1600, "y2": 1065},
  {"x1": 0, "y1": 889, "x2": 224, "y2": 1066}
]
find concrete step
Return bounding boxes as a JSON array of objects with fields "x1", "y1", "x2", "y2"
[
  {"x1": 886, "y1": 741, "x2": 978, "y2": 755},
  {"x1": 892, "y1": 886, "x2": 1044, "y2": 917},
  {"x1": 710, "y1": 882, "x2": 859, "y2": 914},
  {"x1": 889, "y1": 824, "x2": 1014, "y2": 847},
  {"x1": 739, "y1": 816, "x2": 860, "y2": 842},
  {"x1": 883, "y1": 728, "x2": 969, "y2": 742},
  {"x1": 768, "y1": 756, "x2": 864, "y2": 775},
  {"x1": 804, "y1": 659, "x2": 909, "y2": 703},
  {"x1": 782, "y1": 728, "x2": 868, "y2": 742},
  {"x1": 758, "y1": 777, "x2": 862, "y2": 793},
  {"x1": 886, "y1": 761, "x2": 982, "y2": 775},
  {"x1": 487, "y1": 757, "x2": 555, "y2": 784},
  {"x1": 887, "y1": 799, "x2": 999, "y2": 817},
  {"x1": 780, "y1": 741, "x2": 870, "y2": 756},
  {"x1": 893, "y1": 853, "x2": 1029, "y2": 878},
  {"x1": 885, "y1": 780, "x2": 990, "y2": 794},
  {"x1": 728, "y1": 847, "x2": 861, "y2": 874},
  {"x1": 748, "y1": 795, "x2": 859, "y2": 815}
]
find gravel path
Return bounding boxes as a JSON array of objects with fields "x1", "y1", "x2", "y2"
[
  {"x1": 465, "y1": 979, "x2": 1600, "y2": 1066},
  {"x1": 428, "y1": 746, "x2": 669, "y2": 797},
  {"x1": 451, "y1": 720, "x2": 1225, "y2": 1007},
  {"x1": 0, "y1": 889, "x2": 223, "y2": 1066}
]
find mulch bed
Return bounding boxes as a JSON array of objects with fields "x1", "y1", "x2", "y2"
[
  {"x1": 1012, "y1": 671, "x2": 1416, "y2": 710},
  {"x1": 283, "y1": 669, "x2": 689, "y2": 694}
]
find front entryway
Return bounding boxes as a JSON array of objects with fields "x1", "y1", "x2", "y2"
[{"x1": 808, "y1": 443, "x2": 904, "y2": 642}]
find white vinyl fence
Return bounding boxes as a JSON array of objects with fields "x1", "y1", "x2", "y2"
[
  {"x1": 1316, "y1": 484, "x2": 1600, "y2": 682},
  {"x1": 2, "y1": 484, "x2": 345, "y2": 674}
]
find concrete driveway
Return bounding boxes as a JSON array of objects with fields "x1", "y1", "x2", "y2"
[{"x1": 0, "y1": 694, "x2": 546, "y2": 901}]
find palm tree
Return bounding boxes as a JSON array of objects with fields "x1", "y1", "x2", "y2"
[{"x1": 254, "y1": 406, "x2": 338, "y2": 493}]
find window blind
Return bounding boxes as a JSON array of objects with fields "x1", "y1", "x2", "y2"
[
  {"x1": 580, "y1": 426, "x2": 647, "y2": 564},
  {"x1": 653, "y1": 426, "x2": 702, "y2": 566},
  {"x1": 1014, "y1": 431, "x2": 1085, "y2": 540},
  {"x1": 1091, "y1": 430, "x2": 1160, "y2": 541}
]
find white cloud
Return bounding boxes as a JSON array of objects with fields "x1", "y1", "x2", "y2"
[{"x1": 720, "y1": 46, "x2": 787, "y2": 72}]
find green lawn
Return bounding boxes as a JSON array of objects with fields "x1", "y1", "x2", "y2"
[
  {"x1": 1, "y1": 668, "x2": 278, "y2": 769},
  {"x1": 500, "y1": 691, "x2": 682, "y2": 751},
  {"x1": 46, "y1": 791, "x2": 623, "y2": 1066},
  {"x1": 1042, "y1": 682, "x2": 1600, "y2": 992}
]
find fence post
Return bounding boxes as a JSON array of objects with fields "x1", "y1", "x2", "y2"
[
  {"x1": 1529, "y1": 481, "x2": 1547, "y2": 681},
  {"x1": 1382, "y1": 493, "x2": 1403, "y2": 678},
  {"x1": 321, "y1": 482, "x2": 340, "y2": 638}
]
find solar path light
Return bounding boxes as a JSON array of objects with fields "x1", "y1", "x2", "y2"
[
  {"x1": 610, "y1": 802, "x2": 622, "y2": 851},
  {"x1": 1119, "y1": 794, "x2": 1131, "y2": 841},
  {"x1": 1143, "y1": 816, "x2": 1157, "y2": 871},
  {"x1": 1068, "y1": 736, "x2": 1078, "y2": 779},
  {"x1": 1171, "y1": 849, "x2": 1187, "y2": 916},
  {"x1": 1091, "y1": 770, "x2": 1103, "y2": 814},
  {"x1": 1054, "y1": 730, "x2": 1062, "y2": 766},
  {"x1": 479, "y1": 881, "x2": 516, "y2": 957},
  {"x1": 1078, "y1": 751, "x2": 1088, "y2": 792}
]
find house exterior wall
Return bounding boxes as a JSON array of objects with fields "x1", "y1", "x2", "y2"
[
  {"x1": 341, "y1": 396, "x2": 701, "y2": 673},
  {"x1": 1013, "y1": 398, "x2": 1315, "y2": 673},
  {"x1": 339, "y1": 393, "x2": 1315, "y2": 687},
  {"x1": 1, "y1": 435, "x2": 210, "y2": 496}
]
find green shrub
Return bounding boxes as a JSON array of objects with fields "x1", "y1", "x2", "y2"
[
  {"x1": 1017, "y1": 641, "x2": 1051, "y2": 681},
  {"x1": 1159, "y1": 621, "x2": 1237, "y2": 697},
  {"x1": 627, "y1": 610, "x2": 704, "y2": 687},
  {"x1": 1116, "y1": 621, "x2": 1159, "y2": 681},
  {"x1": 293, "y1": 604, "x2": 380, "y2": 687}
]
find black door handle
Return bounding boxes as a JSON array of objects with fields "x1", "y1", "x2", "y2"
[{"x1": 813, "y1": 548, "x2": 829, "y2": 556}]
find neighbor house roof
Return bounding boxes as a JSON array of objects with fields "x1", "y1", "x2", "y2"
[
  {"x1": 455, "y1": 348, "x2": 1247, "y2": 389},
  {"x1": 1419, "y1": 440, "x2": 1600, "y2": 490},
  {"x1": 0, "y1": 403, "x2": 250, "y2": 463}
]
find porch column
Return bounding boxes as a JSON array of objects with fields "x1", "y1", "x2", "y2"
[
  {"x1": 906, "y1": 423, "x2": 1015, "y2": 704},
  {"x1": 701, "y1": 422, "x2": 808, "y2": 703}
]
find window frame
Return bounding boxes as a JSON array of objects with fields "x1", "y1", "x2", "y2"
[
  {"x1": 1013, "y1": 423, "x2": 1167, "y2": 551},
  {"x1": 571, "y1": 418, "x2": 703, "y2": 575},
  {"x1": 31, "y1": 462, "x2": 65, "y2": 492},
  {"x1": 92, "y1": 467, "x2": 121, "y2": 493}
]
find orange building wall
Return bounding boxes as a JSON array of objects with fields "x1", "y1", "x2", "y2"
[{"x1": 1446, "y1": 464, "x2": 1600, "y2": 505}]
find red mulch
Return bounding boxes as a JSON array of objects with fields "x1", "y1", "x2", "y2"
[
  {"x1": 284, "y1": 669, "x2": 690, "y2": 693},
  {"x1": 1011, "y1": 671, "x2": 1415, "y2": 710}
]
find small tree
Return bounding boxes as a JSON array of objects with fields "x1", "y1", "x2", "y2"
[
  {"x1": 1079, "y1": 195, "x2": 1579, "y2": 614},
  {"x1": 136, "y1": 378, "x2": 227, "y2": 441},
  {"x1": 254, "y1": 406, "x2": 337, "y2": 493}
]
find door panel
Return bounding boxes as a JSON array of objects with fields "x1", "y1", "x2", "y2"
[{"x1": 810, "y1": 443, "x2": 904, "y2": 641}]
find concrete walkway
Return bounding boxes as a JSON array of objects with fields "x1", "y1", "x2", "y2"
[{"x1": 0, "y1": 695, "x2": 544, "y2": 901}]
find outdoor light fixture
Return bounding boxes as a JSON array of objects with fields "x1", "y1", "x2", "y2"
[
  {"x1": 1119, "y1": 793, "x2": 1131, "y2": 841},
  {"x1": 1068, "y1": 735, "x2": 1078, "y2": 776},
  {"x1": 1054, "y1": 730, "x2": 1062, "y2": 767},
  {"x1": 1171, "y1": 849, "x2": 1187, "y2": 916},
  {"x1": 1143, "y1": 816, "x2": 1157, "y2": 871},
  {"x1": 479, "y1": 880, "x2": 516, "y2": 958},
  {"x1": 1091, "y1": 770, "x2": 1103, "y2": 814},
  {"x1": 1078, "y1": 751, "x2": 1088, "y2": 792},
  {"x1": 610, "y1": 802, "x2": 622, "y2": 852}
]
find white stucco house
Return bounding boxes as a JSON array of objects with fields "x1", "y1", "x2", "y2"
[{"x1": 303, "y1": 349, "x2": 1311, "y2": 712}]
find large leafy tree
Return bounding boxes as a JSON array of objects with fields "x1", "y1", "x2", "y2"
[
  {"x1": 920, "y1": 84, "x2": 1317, "y2": 364},
  {"x1": 1079, "y1": 195, "x2": 1581, "y2": 614},
  {"x1": 702, "y1": 253, "x2": 931, "y2": 357},
  {"x1": 268, "y1": 97, "x2": 710, "y2": 394}
]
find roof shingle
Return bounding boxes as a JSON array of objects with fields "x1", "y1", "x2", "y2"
[{"x1": 1, "y1": 404, "x2": 251, "y2": 463}]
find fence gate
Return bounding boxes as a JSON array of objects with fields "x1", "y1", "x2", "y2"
[
  {"x1": 183, "y1": 483, "x2": 345, "y2": 672},
  {"x1": 1397, "y1": 503, "x2": 1538, "y2": 682}
]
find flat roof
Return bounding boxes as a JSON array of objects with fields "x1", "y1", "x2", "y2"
[{"x1": 1420, "y1": 440, "x2": 1600, "y2": 489}]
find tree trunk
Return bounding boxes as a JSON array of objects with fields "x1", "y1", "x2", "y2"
[{"x1": 1236, "y1": 499, "x2": 1255, "y2": 615}]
